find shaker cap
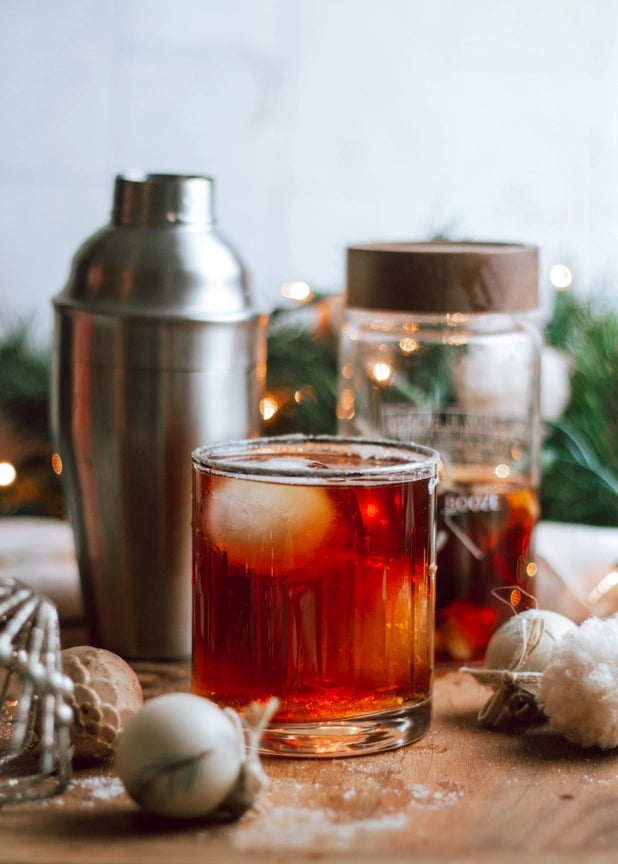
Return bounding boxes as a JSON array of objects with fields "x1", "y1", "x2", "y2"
[
  {"x1": 346, "y1": 241, "x2": 539, "y2": 314},
  {"x1": 113, "y1": 173, "x2": 215, "y2": 226}
]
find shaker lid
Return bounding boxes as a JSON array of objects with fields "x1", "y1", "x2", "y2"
[
  {"x1": 346, "y1": 241, "x2": 539, "y2": 314},
  {"x1": 113, "y1": 173, "x2": 215, "y2": 226},
  {"x1": 53, "y1": 172, "x2": 262, "y2": 324}
]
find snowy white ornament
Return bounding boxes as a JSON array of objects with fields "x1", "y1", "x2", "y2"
[
  {"x1": 540, "y1": 346, "x2": 572, "y2": 422},
  {"x1": 115, "y1": 692, "x2": 278, "y2": 820},
  {"x1": 539, "y1": 613, "x2": 618, "y2": 749},
  {"x1": 453, "y1": 345, "x2": 529, "y2": 418}
]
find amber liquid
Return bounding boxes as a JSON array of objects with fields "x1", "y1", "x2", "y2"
[
  {"x1": 434, "y1": 482, "x2": 538, "y2": 663},
  {"x1": 192, "y1": 465, "x2": 433, "y2": 723}
]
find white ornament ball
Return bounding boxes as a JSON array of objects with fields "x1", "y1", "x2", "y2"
[
  {"x1": 484, "y1": 609, "x2": 576, "y2": 672},
  {"x1": 61, "y1": 646, "x2": 143, "y2": 760},
  {"x1": 115, "y1": 692, "x2": 245, "y2": 819},
  {"x1": 540, "y1": 613, "x2": 618, "y2": 749}
]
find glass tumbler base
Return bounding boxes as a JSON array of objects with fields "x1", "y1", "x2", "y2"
[{"x1": 257, "y1": 698, "x2": 432, "y2": 758}]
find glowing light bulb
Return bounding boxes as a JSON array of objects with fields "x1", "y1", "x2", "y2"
[
  {"x1": 549, "y1": 264, "x2": 572, "y2": 290},
  {"x1": 495, "y1": 463, "x2": 510, "y2": 480},
  {"x1": 336, "y1": 388, "x2": 355, "y2": 421},
  {"x1": 259, "y1": 396, "x2": 279, "y2": 421},
  {"x1": 281, "y1": 280, "x2": 314, "y2": 302},
  {"x1": 0, "y1": 462, "x2": 17, "y2": 487},
  {"x1": 399, "y1": 337, "x2": 419, "y2": 355},
  {"x1": 370, "y1": 361, "x2": 393, "y2": 384},
  {"x1": 587, "y1": 566, "x2": 618, "y2": 605},
  {"x1": 510, "y1": 588, "x2": 522, "y2": 608}
]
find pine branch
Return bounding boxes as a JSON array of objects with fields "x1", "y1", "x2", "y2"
[
  {"x1": 0, "y1": 324, "x2": 50, "y2": 435},
  {"x1": 542, "y1": 290, "x2": 618, "y2": 526}
]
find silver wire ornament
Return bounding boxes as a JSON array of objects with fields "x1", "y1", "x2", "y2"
[{"x1": 0, "y1": 578, "x2": 74, "y2": 803}]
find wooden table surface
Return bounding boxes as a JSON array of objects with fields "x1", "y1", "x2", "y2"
[{"x1": 2, "y1": 656, "x2": 618, "y2": 864}]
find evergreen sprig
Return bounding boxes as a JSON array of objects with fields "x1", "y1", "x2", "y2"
[
  {"x1": 0, "y1": 323, "x2": 50, "y2": 435},
  {"x1": 0, "y1": 323, "x2": 65, "y2": 518},
  {"x1": 1, "y1": 289, "x2": 617, "y2": 526},
  {"x1": 541, "y1": 290, "x2": 618, "y2": 526},
  {"x1": 263, "y1": 297, "x2": 338, "y2": 436}
]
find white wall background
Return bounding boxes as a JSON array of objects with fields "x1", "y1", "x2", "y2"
[{"x1": 1, "y1": 0, "x2": 617, "y2": 343}]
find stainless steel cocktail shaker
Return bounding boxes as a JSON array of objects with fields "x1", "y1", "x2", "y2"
[{"x1": 51, "y1": 174, "x2": 267, "y2": 660}]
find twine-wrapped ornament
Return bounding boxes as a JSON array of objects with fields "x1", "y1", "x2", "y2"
[
  {"x1": 464, "y1": 609, "x2": 618, "y2": 750},
  {"x1": 115, "y1": 694, "x2": 280, "y2": 821},
  {"x1": 462, "y1": 609, "x2": 575, "y2": 727}
]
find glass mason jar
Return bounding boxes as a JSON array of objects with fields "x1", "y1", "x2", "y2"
[{"x1": 337, "y1": 242, "x2": 541, "y2": 663}]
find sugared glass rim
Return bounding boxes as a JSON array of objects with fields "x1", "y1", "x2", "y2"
[{"x1": 192, "y1": 434, "x2": 440, "y2": 485}]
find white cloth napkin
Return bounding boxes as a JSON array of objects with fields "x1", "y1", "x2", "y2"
[
  {"x1": 536, "y1": 521, "x2": 618, "y2": 622},
  {"x1": 0, "y1": 516, "x2": 83, "y2": 621}
]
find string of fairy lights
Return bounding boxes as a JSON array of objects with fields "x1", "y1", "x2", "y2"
[
  {"x1": 1, "y1": 261, "x2": 610, "y2": 527},
  {"x1": 0, "y1": 263, "x2": 576, "y2": 489}
]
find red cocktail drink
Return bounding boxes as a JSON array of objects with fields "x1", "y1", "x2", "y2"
[{"x1": 192, "y1": 436, "x2": 438, "y2": 756}]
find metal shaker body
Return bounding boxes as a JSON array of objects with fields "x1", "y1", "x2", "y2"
[{"x1": 51, "y1": 174, "x2": 266, "y2": 660}]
